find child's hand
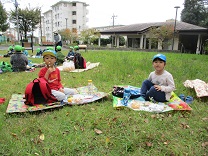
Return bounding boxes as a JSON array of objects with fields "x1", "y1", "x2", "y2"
[
  {"x1": 154, "y1": 85, "x2": 161, "y2": 91},
  {"x1": 47, "y1": 67, "x2": 55, "y2": 73},
  {"x1": 59, "y1": 88, "x2": 64, "y2": 93}
]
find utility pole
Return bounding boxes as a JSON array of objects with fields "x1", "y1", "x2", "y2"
[
  {"x1": 111, "y1": 14, "x2": 117, "y2": 27},
  {"x1": 111, "y1": 14, "x2": 117, "y2": 48},
  {"x1": 65, "y1": 18, "x2": 68, "y2": 29},
  {"x1": 172, "y1": 6, "x2": 180, "y2": 50},
  {"x1": 40, "y1": 7, "x2": 43, "y2": 45},
  {"x1": 14, "y1": 0, "x2": 20, "y2": 43}
]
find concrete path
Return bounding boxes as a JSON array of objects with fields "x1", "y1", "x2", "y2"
[{"x1": 0, "y1": 45, "x2": 68, "y2": 51}]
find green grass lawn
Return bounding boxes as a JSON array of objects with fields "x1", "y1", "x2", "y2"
[{"x1": 0, "y1": 49, "x2": 207, "y2": 155}]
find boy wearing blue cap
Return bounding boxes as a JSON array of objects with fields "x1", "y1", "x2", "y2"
[
  {"x1": 38, "y1": 50, "x2": 77, "y2": 101},
  {"x1": 140, "y1": 54, "x2": 175, "y2": 102},
  {"x1": 66, "y1": 46, "x2": 75, "y2": 60}
]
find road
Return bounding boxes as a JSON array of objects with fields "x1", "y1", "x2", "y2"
[{"x1": 0, "y1": 45, "x2": 68, "y2": 51}]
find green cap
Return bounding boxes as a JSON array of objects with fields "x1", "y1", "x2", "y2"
[
  {"x1": 56, "y1": 46, "x2": 62, "y2": 51},
  {"x1": 36, "y1": 48, "x2": 41, "y2": 52},
  {"x1": 47, "y1": 47, "x2": 54, "y2": 50},
  {"x1": 8, "y1": 46, "x2": 13, "y2": 50},
  {"x1": 14, "y1": 45, "x2": 22, "y2": 52},
  {"x1": 74, "y1": 45, "x2": 79, "y2": 50}
]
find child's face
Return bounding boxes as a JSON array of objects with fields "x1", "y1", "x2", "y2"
[
  {"x1": 152, "y1": 59, "x2": 166, "y2": 71},
  {"x1": 43, "y1": 55, "x2": 56, "y2": 67}
]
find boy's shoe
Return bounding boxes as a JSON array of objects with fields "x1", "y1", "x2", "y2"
[
  {"x1": 185, "y1": 96, "x2": 194, "y2": 104},
  {"x1": 179, "y1": 94, "x2": 185, "y2": 101}
]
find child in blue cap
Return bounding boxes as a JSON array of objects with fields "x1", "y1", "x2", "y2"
[
  {"x1": 140, "y1": 54, "x2": 175, "y2": 102},
  {"x1": 38, "y1": 50, "x2": 77, "y2": 101}
]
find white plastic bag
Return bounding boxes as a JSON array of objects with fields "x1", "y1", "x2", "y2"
[{"x1": 62, "y1": 60, "x2": 75, "y2": 71}]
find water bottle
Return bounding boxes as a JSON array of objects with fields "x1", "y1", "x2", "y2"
[
  {"x1": 87, "y1": 80, "x2": 93, "y2": 95},
  {"x1": 122, "y1": 88, "x2": 131, "y2": 106}
]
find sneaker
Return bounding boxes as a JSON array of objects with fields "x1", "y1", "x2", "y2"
[
  {"x1": 179, "y1": 94, "x2": 185, "y2": 101},
  {"x1": 185, "y1": 96, "x2": 194, "y2": 104}
]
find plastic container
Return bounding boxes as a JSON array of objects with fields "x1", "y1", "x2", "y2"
[{"x1": 88, "y1": 80, "x2": 93, "y2": 95}]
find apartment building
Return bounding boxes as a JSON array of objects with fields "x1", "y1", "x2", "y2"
[{"x1": 40, "y1": 1, "x2": 89, "y2": 42}]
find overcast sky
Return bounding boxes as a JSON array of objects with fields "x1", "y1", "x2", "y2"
[{"x1": 4, "y1": 0, "x2": 184, "y2": 27}]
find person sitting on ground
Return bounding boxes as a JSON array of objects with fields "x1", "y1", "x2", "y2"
[
  {"x1": 66, "y1": 46, "x2": 75, "y2": 60},
  {"x1": 10, "y1": 45, "x2": 28, "y2": 72},
  {"x1": 22, "y1": 47, "x2": 29, "y2": 56},
  {"x1": 38, "y1": 49, "x2": 77, "y2": 101},
  {"x1": 140, "y1": 54, "x2": 175, "y2": 102},
  {"x1": 74, "y1": 45, "x2": 80, "y2": 53},
  {"x1": 4, "y1": 46, "x2": 14, "y2": 57},
  {"x1": 36, "y1": 48, "x2": 43, "y2": 56},
  {"x1": 56, "y1": 45, "x2": 65, "y2": 66}
]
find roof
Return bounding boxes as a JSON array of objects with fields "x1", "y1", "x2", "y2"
[
  {"x1": 51, "y1": 1, "x2": 88, "y2": 7},
  {"x1": 100, "y1": 21, "x2": 208, "y2": 35}
]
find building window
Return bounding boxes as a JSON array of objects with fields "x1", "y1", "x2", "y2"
[
  {"x1": 72, "y1": 3, "x2": 76, "y2": 6},
  {"x1": 64, "y1": 3, "x2": 67, "y2": 7},
  {"x1": 72, "y1": 11, "x2": 76, "y2": 15},
  {"x1": 72, "y1": 20, "x2": 76, "y2": 24}
]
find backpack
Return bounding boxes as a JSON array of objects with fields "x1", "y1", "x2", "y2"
[
  {"x1": 74, "y1": 53, "x2": 86, "y2": 69},
  {"x1": 0, "y1": 61, "x2": 12, "y2": 72},
  {"x1": 112, "y1": 86, "x2": 141, "y2": 99},
  {"x1": 24, "y1": 78, "x2": 58, "y2": 106}
]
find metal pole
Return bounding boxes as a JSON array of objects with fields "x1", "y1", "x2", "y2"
[
  {"x1": 172, "y1": 6, "x2": 180, "y2": 50},
  {"x1": 111, "y1": 14, "x2": 117, "y2": 27},
  {"x1": 40, "y1": 8, "x2": 42, "y2": 45},
  {"x1": 65, "y1": 18, "x2": 68, "y2": 29},
  {"x1": 14, "y1": 0, "x2": 20, "y2": 43},
  {"x1": 111, "y1": 14, "x2": 117, "y2": 47}
]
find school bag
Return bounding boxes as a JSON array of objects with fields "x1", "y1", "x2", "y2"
[
  {"x1": 74, "y1": 53, "x2": 86, "y2": 69},
  {"x1": 24, "y1": 78, "x2": 58, "y2": 106},
  {"x1": 0, "y1": 61, "x2": 12, "y2": 72}
]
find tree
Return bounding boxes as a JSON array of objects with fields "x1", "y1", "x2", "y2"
[
  {"x1": 59, "y1": 28, "x2": 78, "y2": 44},
  {"x1": 80, "y1": 28, "x2": 100, "y2": 45},
  {"x1": 10, "y1": 7, "x2": 41, "y2": 40},
  {"x1": 148, "y1": 25, "x2": 174, "y2": 49},
  {"x1": 181, "y1": 0, "x2": 207, "y2": 27},
  {"x1": 0, "y1": 2, "x2": 9, "y2": 32}
]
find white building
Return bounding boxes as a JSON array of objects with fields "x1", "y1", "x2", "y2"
[{"x1": 40, "y1": 1, "x2": 89, "y2": 43}]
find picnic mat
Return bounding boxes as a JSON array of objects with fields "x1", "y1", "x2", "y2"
[
  {"x1": 6, "y1": 85, "x2": 108, "y2": 113},
  {"x1": 113, "y1": 86, "x2": 192, "y2": 113},
  {"x1": 57, "y1": 62, "x2": 100, "y2": 72},
  {"x1": 184, "y1": 79, "x2": 208, "y2": 97}
]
